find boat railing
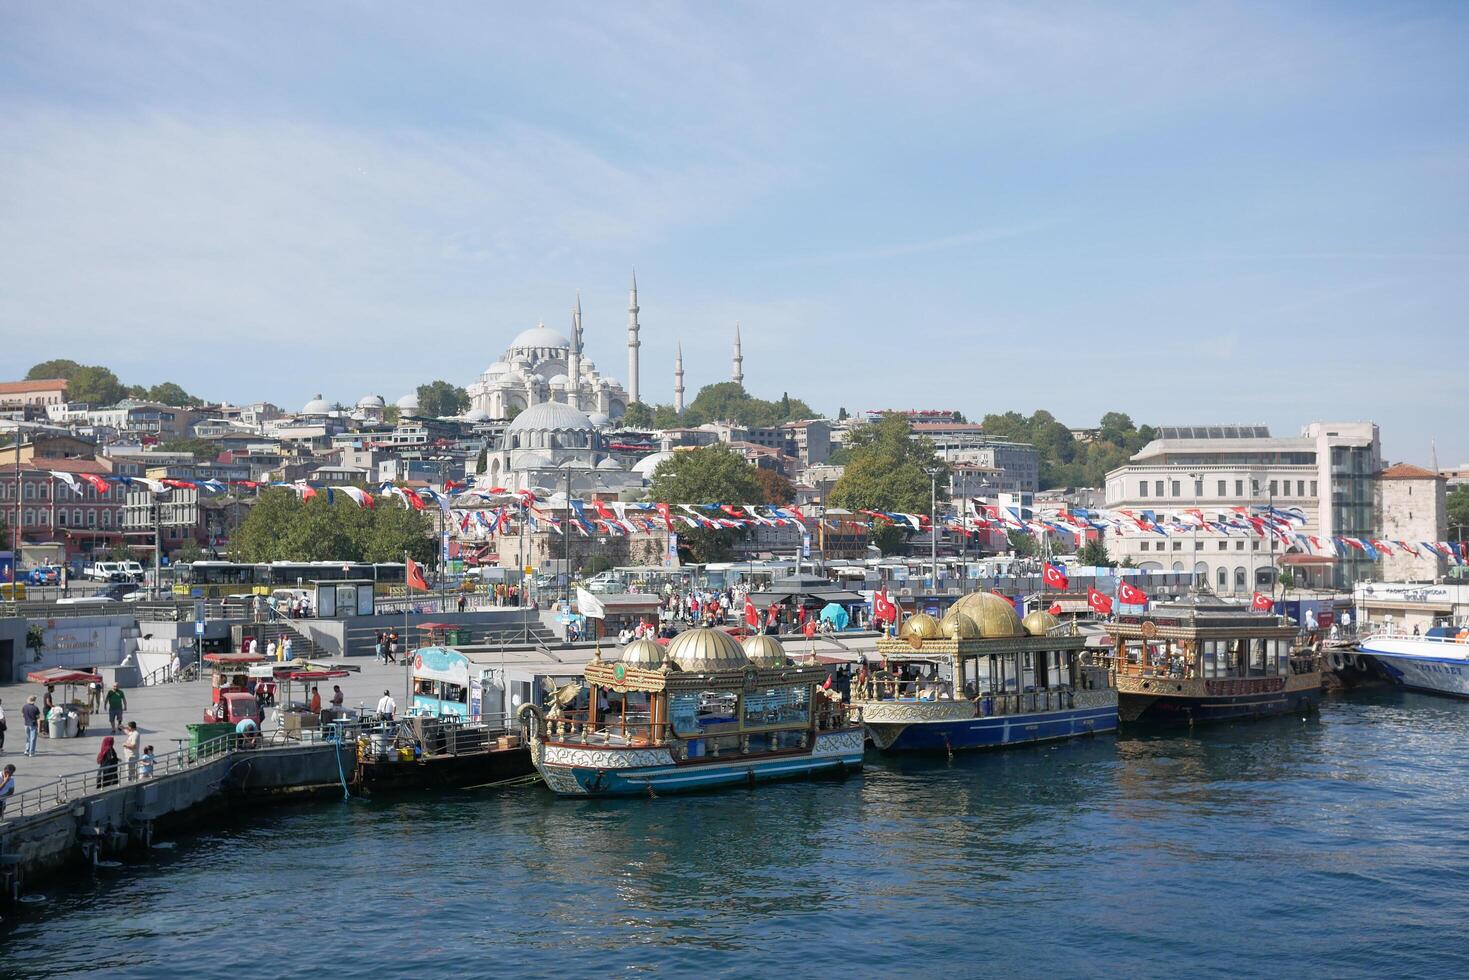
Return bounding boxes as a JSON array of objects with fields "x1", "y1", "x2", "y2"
[
  {"x1": 854, "y1": 677, "x2": 955, "y2": 702},
  {"x1": 973, "y1": 689, "x2": 1077, "y2": 717},
  {"x1": 546, "y1": 709, "x2": 661, "y2": 746}
]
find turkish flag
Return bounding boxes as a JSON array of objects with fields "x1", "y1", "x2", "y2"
[
  {"x1": 1118, "y1": 582, "x2": 1150, "y2": 605},
  {"x1": 1047, "y1": 602, "x2": 1063, "y2": 616},
  {"x1": 656, "y1": 502, "x2": 673, "y2": 531},
  {"x1": 406, "y1": 556, "x2": 430, "y2": 592},
  {"x1": 79, "y1": 473, "x2": 112, "y2": 494},
  {"x1": 744, "y1": 597, "x2": 759, "y2": 628},
  {"x1": 874, "y1": 591, "x2": 897, "y2": 624},
  {"x1": 594, "y1": 499, "x2": 616, "y2": 521},
  {"x1": 1251, "y1": 592, "x2": 1273, "y2": 611},
  {"x1": 1087, "y1": 588, "x2": 1113, "y2": 615},
  {"x1": 1043, "y1": 563, "x2": 1069, "y2": 589}
]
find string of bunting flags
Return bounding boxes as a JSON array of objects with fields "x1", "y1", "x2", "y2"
[{"x1": 49, "y1": 470, "x2": 1465, "y2": 567}]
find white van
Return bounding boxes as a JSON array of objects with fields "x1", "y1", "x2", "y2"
[
  {"x1": 87, "y1": 561, "x2": 123, "y2": 582},
  {"x1": 120, "y1": 561, "x2": 146, "y2": 582}
]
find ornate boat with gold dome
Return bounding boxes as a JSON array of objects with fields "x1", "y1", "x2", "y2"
[
  {"x1": 521, "y1": 628, "x2": 864, "y2": 796},
  {"x1": 1104, "y1": 596, "x2": 1323, "y2": 724},
  {"x1": 851, "y1": 591, "x2": 1118, "y2": 752}
]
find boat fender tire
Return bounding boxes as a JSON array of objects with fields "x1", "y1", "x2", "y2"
[{"x1": 1328, "y1": 650, "x2": 1345, "y2": 672}]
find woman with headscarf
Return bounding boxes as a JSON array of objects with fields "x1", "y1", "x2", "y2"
[{"x1": 96, "y1": 735, "x2": 120, "y2": 788}]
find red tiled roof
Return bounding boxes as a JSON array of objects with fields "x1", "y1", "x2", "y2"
[
  {"x1": 0, "y1": 378, "x2": 68, "y2": 394},
  {"x1": 25, "y1": 457, "x2": 109, "y2": 474},
  {"x1": 1380, "y1": 463, "x2": 1442, "y2": 480}
]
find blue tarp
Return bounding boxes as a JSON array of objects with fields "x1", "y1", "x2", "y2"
[{"x1": 818, "y1": 603, "x2": 850, "y2": 629}]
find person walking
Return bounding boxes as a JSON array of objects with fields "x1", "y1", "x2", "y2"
[
  {"x1": 22, "y1": 696, "x2": 41, "y2": 757},
  {"x1": 376, "y1": 690, "x2": 396, "y2": 721},
  {"x1": 104, "y1": 683, "x2": 128, "y2": 733},
  {"x1": 374, "y1": 632, "x2": 385, "y2": 664},
  {"x1": 121, "y1": 721, "x2": 141, "y2": 782},
  {"x1": 88, "y1": 679, "x2": 103, "y2": 713},
  {"x1": 0, "y1": 697, "x2": 6, "y2": 755},
  {"x1": 0, "y1": 763, "x2": 15, "y2": 817},
  {"x1": 41, "y1": 687, "x2": 54, "y2": 739},
  {"x1": 96, "y1": 736, "x2": 120, "y2": 788},
  {"x1": 282, "y1": 636, "x2": 294, "y2": 661}
]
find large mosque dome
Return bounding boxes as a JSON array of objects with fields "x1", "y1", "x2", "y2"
[
  {"x1": 302, "y1": 394, "x2": 332, "y2": 416},
  {"x1": 511, "y1": 325, "x2": 570, "y2": 350},
  {"x1": 506, "y1": 400, "x2": 595, "y2": 436}
]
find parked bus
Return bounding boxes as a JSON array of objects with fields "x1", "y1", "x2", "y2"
[{"x1": 171, "y1": 561, "x2": 408, "y2": 597}]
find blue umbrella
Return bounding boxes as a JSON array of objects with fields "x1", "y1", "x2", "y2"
[{"x1": 818, "y1": 603, "x2": 850, "y2": 630}]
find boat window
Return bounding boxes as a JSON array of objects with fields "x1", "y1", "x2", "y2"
[{"x1": 743, "y1": 686, "x2": 810, "y2": 728}]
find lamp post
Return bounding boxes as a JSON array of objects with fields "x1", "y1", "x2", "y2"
[
  {"x1": 926, "y1": 466, "x2": 941, "y2": 594},
  {"x1": 1188, "y1": 471, "x2": 1202, "y2": 594}
]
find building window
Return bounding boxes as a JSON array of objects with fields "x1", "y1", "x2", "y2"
[
  {"x1": 73, "y1": 509, "x2": 83, "y2": 526},
  {"x1": 1235, "y1": 567, "x2": 1247, "y2": 588},
  {"x1": 87, "y1": 509, "x2": 97, "y2": 527},
  {"x1": 102, "y1": 510, "x2": 111, "y2": 527},
  {"x1": 1194, "y1": 479, "x2": 1204, "y2": 497},
  {"x1": 1155, "y1": 481, "x2": 1164, "y2": 497},
  {"x1": 1268, "y1": 480, "x2": 1277, "y2": 496},
  {"x1": 23, "y1": 508, "x2": 33, "y2": 526},
  {"x1": 1236, "y1": 540, "x2": 1245, "y2": 551},
  {"x1": 23, "y1": 483, "x2": 34, "y2": 500},
  {"x1": 1296, "y1": 480, "x2": 1305, "y2": 497},
  {"x1": 1217, "y1": 480, "x2": 1226, "y2": 496},
  {"x1": 57, "y1": 510, "x2": 67, "y2": 526},
  {"x1": 1251, "y1": 541, "x2": 1260, "y2": 551},
  {"x1": 1310, "y1": 481, "x2": 1317, "y2": 497},
  {"x1": 1139, "y1": 482, "x2": 1148, "y2": 497},
  {"x1": 1172, "y1": 541, "x2": 1182, "y2": 551},
  {"x1": 1171, "y1": 480, "x2": 1181, "y2": 497},
  {"x1": 1139, "y1": 541, "x2": 1148, "y2": 551},
  {"x1": 37, "y1": 511, "x2": 49, "y2": 526},
  {"x1": 1195, "y1": 541, "x2": 1203, "y2": 550},
  {"x1": 1218, "y1": 541, "x2": 1228, "y2": 550},
  {"x1": 1236, "y1": 480, "x2": 1244, "y2": 496},
  {"x1": 1251, "y1": 480, "x2": 1260, "y2": 495},
  {"x1": 1217, "y1": 567, "x2": 1228, "y2": 587}
]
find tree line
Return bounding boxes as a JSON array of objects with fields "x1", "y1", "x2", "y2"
[
  {"x1": 27, "y1": 360, "x2": 203, "y2": 408},
  {"x1": 231, "y1": 488, "x2": 437, "y2": 564}
]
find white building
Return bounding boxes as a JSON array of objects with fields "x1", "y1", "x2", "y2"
[
  {"x1": 480, "y1": 400, "x2": 642, "y2": 497},
  {"x1": 1104, "y1": 422, "x2": 1382, "y2": 593}
]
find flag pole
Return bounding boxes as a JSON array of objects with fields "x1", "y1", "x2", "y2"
[{"x1": 403, "y1": 549, "x2": 411, "y2": 707}]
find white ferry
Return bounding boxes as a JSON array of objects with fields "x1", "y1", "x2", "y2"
[{"x1": 1356, "y1": 627, "x2": 1469, "y2": 699}]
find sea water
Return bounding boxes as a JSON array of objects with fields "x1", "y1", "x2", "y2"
[{"x1": 4, "y1": 689, "x2": 1468, "y2": 979}]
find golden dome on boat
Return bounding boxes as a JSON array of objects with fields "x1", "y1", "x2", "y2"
[
  {"x1": 1021, "y1": 610, "x2": 1060, "y2": 637},
  {"x1": 666, "y1": 628, "x2": 749, "y2": 673},
  {"x1": 949, "y1": 591, "x2": 1025, "y2": 638},
  {"x1": 898, "y1": 612, "x2": 943, "y2": 640},
  {"x1": 940, "y1": 611, "x2": 981, "y2": 639},
  {"x1": 620, "y1": 638, "x2": 667, "y2": 669},
  {"x1": 742, "y1": 633, "x2": 789, "y2": 668}
]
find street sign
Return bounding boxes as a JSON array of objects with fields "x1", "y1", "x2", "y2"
[
  {"x1": 195, "y1": 620, "x2": 206, "y2": 637},
  {"x1": 523, "y1": 566, "x2": 534, "y2": 576}
]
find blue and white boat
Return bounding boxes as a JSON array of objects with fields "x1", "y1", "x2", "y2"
[
  {"x1": 1356, "y1": 628, "x2": 1469, "y2": 699},
  {"x1": 852, "y1": 592, "x2": 1118, "y2": 752},
  {"x1": 523, "y1": 629, "x2": 863, "y2": 796}
]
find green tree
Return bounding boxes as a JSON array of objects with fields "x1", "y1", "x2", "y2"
[
  {"x1": 360, "y1": 502, "x2": 436, "y2": 564},
  {"x1": 68, "y1": 365, "x2": 127, "y2": 406},
  {"x1": 872, "y1": 523, "x2": 908, "y2": 556},
  {"x1": 415, "y1": 380, "x2": 469, "y2": 418},
  {"x1": 232, "y1": 489, "x2": 303, "y2": 562},
  {"x1": 474, "y1": 446, "x2": 488, "y2": 474},
  {"x1": 645, "y1": 444, "x2": 762, "y2": 562},
  {"x1": 145, "y1": 381, "x2": 201, "y2": 407},
  {"x1": 383, "y1": 405, "x2": 401, "y2": 424},
  {"x1": 170, "y1": 537, "x2": 206, "y2": 563},
  {"x1": 1007, "y1": 530, "x2": 1039, "y2": 557},
  {"x1": 829, "y1": 413, "x2": 947, "y2": 515},
  {"x1": 1448, "y1": 486, "x2": 1469, "y2": 538},
  {"x1": 621, "y1": 402, "x2": 655, "y2": 428},
  {"x1": 682, "y1": 382, "x2": 815, "y2": 427},
  {"x1": 651, "y1": 404, "x2": 681, "y2": 428},
  {"x1": 26, "y1": 359, "x2": 82, "y2": 380},
  {"x1": 1078, "y1": 538, "x2": 1115, "y2": 568}
]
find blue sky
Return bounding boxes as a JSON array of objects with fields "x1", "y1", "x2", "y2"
[{"x1": 1, "y1": 2, "x2": 1466, "y2": 464}]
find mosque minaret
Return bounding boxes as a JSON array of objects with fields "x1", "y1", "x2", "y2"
[
  {"x1": 732, "y1": 322, "x2": 744, "y2": 387},
  {"x1": 674, "y1": 342, "x2": 685, "y2": 415},
  {"x1": 627, "y1": 270, "x2": 641, "y2": 405}
]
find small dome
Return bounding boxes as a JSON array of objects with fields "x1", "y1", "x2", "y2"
[
  {"x1": 587, "y1": 412, "x2": 611, "y2": 428},
  {"x1": 302, "y1": 394, "x2": 332, "y2": 415},
  {"x1": 595, "y1": 457, "x2": 623, "y2": 470},
  {"x1": 940, "y1": 611, "x2": 981, "y2": 639},
  {"x1": 506, "y1": 400, "x2": 595, "y2": 435},
  {"x1": 513, "y1": 451, "x2": 554, "y2": 469},
  {"x1": 949, "y1": 591, "x2": 1025, "y2": 638},
  {"x1": 742, "y1": 633, "x2": 788, "y2": 668},
  {"x1": 356, "y1": 394, "x2": 385, "y2": 409},
  {"x1": 620, "y1": 638, "x2": 667, "y2": 669},
  {"x1": 511, "y1": 324, "x2": 570, "y2": 349},
  {"x1": 395, "y1": 393, "x2": 419, "y2": 411},
  {"x1": 485, "y1": 361, "x2": 509, "y2": 376},
  {"x1": 464, "y1": 408, "x2": 491, "y2": 422},
  {"x1": 547, "y1": 374, "x2": 570, "y2": 387},
  {"x1": 899, "y1": 613, "x2": 943, "y2": 641},
  {"x1": 1021, "y1": 610, "x2": 1061, "y2": 637},
  {"x1": 666, "y1": 628, "x2": 749, "y2": 673},
  {"x1": 633, "y1": 451, "x2": 674, "y2": 478}
]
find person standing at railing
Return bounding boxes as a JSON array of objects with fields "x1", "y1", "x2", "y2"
[
  {"x1": 96, "y1": 736, "x2": 120, "y2": 788},
  {"x1": 122, "y1": 721, "x2": 140, "y2": 782},
  {"x1": 0, "y1": 763, "x2": 14, "y2": 817}
]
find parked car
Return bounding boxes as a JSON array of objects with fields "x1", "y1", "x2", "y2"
[{"x1": 27, "y1": 565, "x2": 61, "y2": 585}]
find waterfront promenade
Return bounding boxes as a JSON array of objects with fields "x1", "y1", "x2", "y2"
[{"x1": 0, "y1": 661, "x2": 411, "y2": 790}]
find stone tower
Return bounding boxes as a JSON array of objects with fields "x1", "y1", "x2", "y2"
[
  {"x1": 732, "y1": 322, "x2": 744, "y2": 387},
  {"x1": 567, "y1": 291, "x2": 583, "y2": 410}
]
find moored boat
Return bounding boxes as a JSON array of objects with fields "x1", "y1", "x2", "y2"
[
  {"x1": 1355, "y1": 627, "x2": 1469, "y2": 699},
  {"x1": 852, "y1": 591, "x2": 1118, "y2": 751},
  {"x1": 1104, "y1": 596, "x2": 1323, "y2": 725},
  {"x1": 522, "y1": 629, "x2": 863, "y2": 796}
]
